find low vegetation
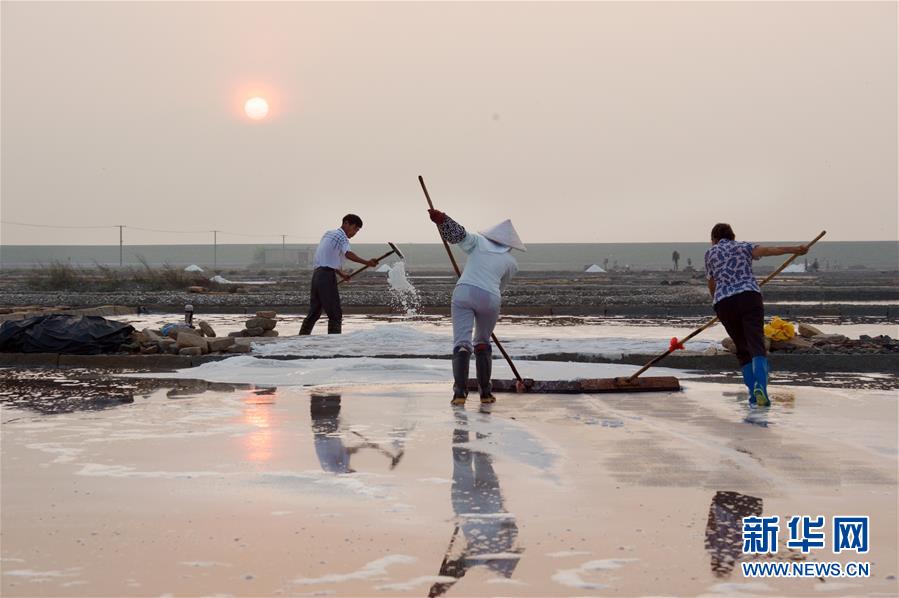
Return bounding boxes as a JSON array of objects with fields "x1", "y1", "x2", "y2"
[{"x1": 25, "y1": 259, "x2": 215, "y2": 292}]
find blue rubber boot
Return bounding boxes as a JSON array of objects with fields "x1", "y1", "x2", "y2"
[
  {"x1": 751, "y1": 356, "x2": 770, "y2": 406},
  {"x1": 741, "y1": 363, "x2": 757, "y2": 404}
]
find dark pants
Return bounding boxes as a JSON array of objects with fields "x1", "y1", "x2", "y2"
[
  {"x1": 299, "y1": 267, "x2": 342, "y2": 335},
  {"x1": 714, "y1": 291, "x2": 766, "y2": 366}
]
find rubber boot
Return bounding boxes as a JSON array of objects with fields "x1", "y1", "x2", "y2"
[
  {"x1": 451, "y1": 348, "x2": 470, "y2": 406},
  {"x1": 751, "y1": 356, "x2": 770, "y2": 406},
  {"x1": 475, "y1": 344, "x2": 495, "y2": 403},
  {"x1": 741, "y1": 363, "x2": 757, "y2": 404},
  {"x1": 327, "y1": 319, "x2": 342, "y2": 334}
]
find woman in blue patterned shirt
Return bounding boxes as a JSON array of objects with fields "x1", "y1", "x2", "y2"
[{"x1": 704, "y1": 223, "x2": 807, "y2": 406}]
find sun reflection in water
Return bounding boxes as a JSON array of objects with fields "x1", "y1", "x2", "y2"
[{"x1": 241, "y1": 389, "x2": 277, "y2": 462}]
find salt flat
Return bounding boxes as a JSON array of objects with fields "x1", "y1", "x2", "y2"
[{"x1": 1, "y1": 364, "x2": 896, "y2": 596}]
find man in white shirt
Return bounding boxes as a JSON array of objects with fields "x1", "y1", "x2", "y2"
[{"x1": 298, "y1": 214, "x2": 379, "y2": 335}]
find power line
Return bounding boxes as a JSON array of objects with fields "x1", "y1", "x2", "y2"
[
  {"x1": 127, "y1": 225, "x2": 207, "y2": 234},
  {"x1": 0, "y1": 220, "x2": 115, "y2": 230},
  {"x1": 217, "y1": 230, "x2": 309, "y2": 240},
  {"x1": 2, "y1": 220, "x2": 318, "y2": 241}
]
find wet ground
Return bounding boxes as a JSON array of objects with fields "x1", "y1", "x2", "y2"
[{"x1": 1, "y1": 367, "x2": 896, "y2": 596}]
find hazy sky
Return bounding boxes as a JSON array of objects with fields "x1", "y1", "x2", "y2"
[{"x1": 1, "y1": 1, "x2": 896, "y2": 245}]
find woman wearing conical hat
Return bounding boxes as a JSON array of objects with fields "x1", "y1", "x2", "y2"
[{"x1": 428, "y1": 209, "x2": 525, "y2": 405}]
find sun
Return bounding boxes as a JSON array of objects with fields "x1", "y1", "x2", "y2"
[{"x1": 244, "y1": 97, "x2": 270, "y2": 120}]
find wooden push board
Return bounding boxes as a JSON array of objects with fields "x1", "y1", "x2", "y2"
[{"x1": 466, "y1": 376, "x2": 681, "y2": 394}]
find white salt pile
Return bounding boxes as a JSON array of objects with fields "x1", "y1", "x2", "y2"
[{"x1": 386, "y1": 261, "x2": 422, "y2": 316}]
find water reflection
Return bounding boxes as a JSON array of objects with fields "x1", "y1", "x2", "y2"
[
  {"x1": 428, "y1": 409, "x2": 522, "y2": 597},
  {"x1": 704, "y1": 490, "x2": 763, "y2": 577},
  {"x1": 242, "y1": 388, "x2": 278, "y2": 462},
  {"x1": 743, "y1": 405, "x2": 771, "y2": 428},
  {"x1": 0, "y1": 370, "x2": 257, "y2": 415},
  {"x1": 310, "y1": 394, "x2": 354, "y2": 474},
  {"x1": 309, "y1": 394, "x2": 406, "y2": 474},
  {"x1": 166, "y1": 378, "x2": 213, "y2": 399}
]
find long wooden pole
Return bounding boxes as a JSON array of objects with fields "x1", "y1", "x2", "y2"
[
  {"x1": 625, "y1": 230, "x2": 827, "y2": 382},
  {"x1": 418, "y1": 175, "x2": 525, "y2": 384}
]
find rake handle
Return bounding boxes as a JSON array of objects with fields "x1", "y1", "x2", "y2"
[
  {"x1": 418, "y1": 175, "x2": 525, "y2": 384},
  {"x1": 758, "y1": 230, "x2": 827, "y2": 285},
  {"x1": 419, "y1": 176, "x2": 463, "y2": 277},
  {"x1": 626, "y1": 230, "x2": 827, "y2": 382}
]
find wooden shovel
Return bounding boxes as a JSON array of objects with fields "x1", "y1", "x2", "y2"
[{"x1": 338, "y1": 242, "x2": 404, "y2": 285}]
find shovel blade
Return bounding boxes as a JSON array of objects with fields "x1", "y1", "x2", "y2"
[{"x1": 388, "y1": 242, "x2": 404, "y2": 260}]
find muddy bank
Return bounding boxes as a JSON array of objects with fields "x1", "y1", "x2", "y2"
[{"x1": 1, "y1": 271, "x2": 897, "y2": 318}]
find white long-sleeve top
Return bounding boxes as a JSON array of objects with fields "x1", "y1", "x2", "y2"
[{"x1": 439, "y1": 217, "x2": 518, "y2": 298}]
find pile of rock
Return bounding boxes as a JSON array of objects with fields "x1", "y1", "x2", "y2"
[
  {"x1": 722, "y1": 322, "x2": 899, "y2": 355},
  {"x1": 228, "y1": 311, "x2": 280, "y2": 338},
  {"x1": 127, "y1": 319, "x2": 249, "y2": 356}
]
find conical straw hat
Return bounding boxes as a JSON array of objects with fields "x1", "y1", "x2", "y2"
[{"x1": 478, "y1": 219, "x2": 526, "y2": 252}]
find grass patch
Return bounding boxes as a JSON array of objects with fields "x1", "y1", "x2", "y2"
[{"x1": 26, "y1": 261, "x2": 214, "y2": 291}]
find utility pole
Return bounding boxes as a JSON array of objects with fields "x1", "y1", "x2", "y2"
[
  {"x1": 281, "y1": 234, "x2": 287, "y2": 265},
  {"x1": 212, "y1": 230, "x2": 219, "y2": 270},
  {"x1": 117, "y1": 225, "x2": 124, "y2": 267}
]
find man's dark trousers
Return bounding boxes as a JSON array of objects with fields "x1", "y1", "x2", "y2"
[{"x1": 299, "y1": 267, "x2": 342, "y2": 335}]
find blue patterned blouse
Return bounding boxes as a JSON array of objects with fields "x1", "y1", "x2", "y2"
[{"x1": 704, "y1": 239, "x2": 761, "y2": 305}]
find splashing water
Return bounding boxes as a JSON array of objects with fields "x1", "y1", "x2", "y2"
[{"x1": 386, "y1": 261, "x2": 422, "y2": 316}]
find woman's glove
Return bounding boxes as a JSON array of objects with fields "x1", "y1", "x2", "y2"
[{"x1": 428, "y1": 209, "x2": 447, "y2": 224}]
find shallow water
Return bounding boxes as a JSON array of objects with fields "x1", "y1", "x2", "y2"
[
  {"x1": 1, "y1": 371, "x2": 896, "y2": 596},
  {"x1": 2, "y1": 315, "x2": 897, "y2": 595}
]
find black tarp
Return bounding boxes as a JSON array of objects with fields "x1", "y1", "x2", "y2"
[{"x1": 0, "y1": 315, "x2": 135, "y2": 354}]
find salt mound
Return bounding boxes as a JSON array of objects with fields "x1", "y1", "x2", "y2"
[
  {"x1": 782, "y1": 263, "x2": 806, "y2": 273},
  {"x1": 585, "y1": 264, "x2": 606, "y2": 273},
  {"x1": 132, "y1": 354, "x2": 692, "y2": 388},
  {"x1": 184, "y1": 264, "x2": 204, "y2": 272}
]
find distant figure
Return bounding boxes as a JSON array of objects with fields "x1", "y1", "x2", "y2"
[
  {"x1": 298, "y1": 214, "x2": 380, "y2": 335},
  {"x1": 704, "y1": 223, "x2": 807, "y2": 406},
  {"x1": 428, "y1": 410, "x2": 521, "y2": 597},
  {"x1": 672, "y1": 250, "x2": 680, "y2": 271},
  {"x1": 428, "y1": 209, "x2": 524, "y2": 405},
  {"x1": 705, "y1": 491, "x2": 763, "y2": 577}
]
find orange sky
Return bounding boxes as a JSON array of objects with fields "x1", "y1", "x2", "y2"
[{"x1": 1, "y1": 2, "x2": 896, "y2": 244}]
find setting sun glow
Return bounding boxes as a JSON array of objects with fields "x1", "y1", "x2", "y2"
[{"x1": 244, "y1": 97, "x2": 270, "y2": 120}]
